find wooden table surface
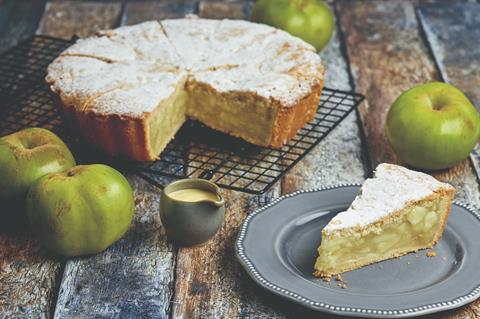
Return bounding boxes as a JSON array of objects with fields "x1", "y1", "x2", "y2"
[{"x1": 1, "y1": 0, "x2": 480, "y2": 318}]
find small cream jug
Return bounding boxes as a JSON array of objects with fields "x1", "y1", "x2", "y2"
[{"x1": 160, "y1": 178, "x2": 225, "y2": 246}]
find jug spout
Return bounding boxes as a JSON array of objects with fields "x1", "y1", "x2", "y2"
[{"x1": 203, "y1": 194, "x2": 225, "y2": 208}]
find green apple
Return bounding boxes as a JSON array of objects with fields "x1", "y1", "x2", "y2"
[
  {"x1": 0, "y1": 127, "x2": 75, "y2": 206},
  {"x1": 386, "y1": 82, "x2": 480, "y2": 170},
  {"x1": 26, "y1": 164, "x2": 134, "y2": 256},
  {"x1": 252, "y1": 0, "x2": 334, "y2": 52}
]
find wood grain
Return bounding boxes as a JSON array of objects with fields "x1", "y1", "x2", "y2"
[
  {"x1": 418, "y1": 2, "x2": 480, "y2": 197},
  {"x1": 1, "y1": 1, "x2": 478, "y2": 319},
  {"x1": 172, "y1": 188, "x2": 286, "y2": 319},
  {"x1": 0, "y1": 235, "x2": 62, "y2": 318},
  {"x1": 37, "y1": 3, "x2": 177, "y2": 317},
  {"x1": 282, "y1": 26, "x2": 366, "y2": 194},
  {"x1": 198, "y1": 1, "x2": 253, "y2": 19},
  {"x1": 36, "y1": 1, "x2": 122, "y2": 39},
  {"x1": 54, "y1": 177, "x2": 176, "y2": 318},
  {"x1": 418, "y1": 3, "x2": 480, "y2": 107},
  {"x1": 417, "y1": 3, "x2": 480, "y2": 318},
  {"x1": 0, "y1": 0, "x2": 46, "y2": 54},
  {"x1": 339, "y1": 1, "x2": 480, "y2": 317},
  {"x1": 0, "y1": 1, "x2": 59, "y2": 318},
  {"x1": 339, "y1": 0, "x2": 439, "y2": 169},
  {"x1": 170, "y1": 3, "x2": 288, "y2": 318},
  {"x1": 122, "y1": 0, "x2": 196, "y2": 25},
  {"x1": 277, "y1": 22, "x2": 366, "y2": 319},
  {"x1": 171, "y1": 2, "x2": 366, "y2": 318},
  {"x1": 338, "y1": 0, "x2": 480, "y2": 203}
]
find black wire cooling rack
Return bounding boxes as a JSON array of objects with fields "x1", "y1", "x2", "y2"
[{"x1": 0, "y1": 35, "x2": 364, "y2": 194}]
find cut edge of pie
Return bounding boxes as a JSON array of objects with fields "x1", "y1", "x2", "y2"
[
  {"x1": 313, "y1": 163, "x2": 455, "y2": 279},
  {"x1": 185, "y1": 78, "x2": 323, "y2": 148}
]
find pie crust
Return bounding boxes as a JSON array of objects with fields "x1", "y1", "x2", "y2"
[{"x1": 46, "y1": 19, "x2": 325, "y2": 161}]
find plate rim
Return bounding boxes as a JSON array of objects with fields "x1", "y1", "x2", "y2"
[{"x1": 235, "y1": 184, "x2": 480, "y2": 318}]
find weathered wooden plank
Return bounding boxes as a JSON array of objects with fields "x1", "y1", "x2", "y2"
[
  {"x1": 339, "y1": 1, "x2": 480, "y2": 317},
  {"x1": 417, "y1": 3, "x2": 480, "y2": 318},
  {"x1": 36, "y1": 0, "x2": 122, "y2": 39},
  {"x1": 170, "y1": 4, "x2": 287, "y2": 318},
  {"x1": 171, "y1": 3, "x2": 364, "y2": 318},
  {"x1": 278, "y1": 20, "x2": 366, "y2": 319},
  {"x1": 282, "y1": 26, "x2": 365, "y2": 194},
  {"x1": 172, "y1": 188, "x2": 284, "y2": 319},
  {"x1": 339, "y1": 0, "x2": 439, "y2": 169},
  {"x1": 418, "y1": 2, "x2": 480, "y2": 195},
  {"x1": 122, "y1": 0, "x2": 196, "y2": 25},
  {"x1": 0, "y1": 0, "x2": 46, "y2": 54},
  {"x1": 0, "y1": 235, "x2": 62, "y2": 318},
  {"x1": 338, "y1": 0, "x2": 480, "y2": 203},
  {"x1": 198, "y1": 0, "x2": 253, "y2": 19},
  {"x1": 418, "y1": 3, "x2": 480, "y2": 107},
  {"x1": 54, "y1": 177, "x2": 176, "y2": 318},
  {"x1": 39, "y1": 2, "x2": 177, "y2": 318},
  {"x1": 0, "y1": 1, "x2": 62, "y2": 318}
]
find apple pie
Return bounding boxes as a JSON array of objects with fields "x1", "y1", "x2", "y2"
[
  {"x1": 46, "y1": 19, "x2": 324, "y2": 161},
  {"x1": 314, "y1": 163, "x2": 455, "y2": 278}
]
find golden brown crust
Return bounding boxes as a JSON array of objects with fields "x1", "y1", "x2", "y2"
[
  {"x1": 77, "y1": 112, "x2": 153, "y2": 161},
  {"x1": 313, "y1": 187, "x2": 455, "y2": 278},
  {"x1": 51, "y1": 78, "x2": 324, "y2": 161},
  {"x1": 51, "y1": 89, "x2": 154, "y2": 161},
  {"x1": 270, "y1": 81, "x2": 323, "y2": 148},
  {"x1": 431, "y1": 187, "x2": 455, "y2": 245}
]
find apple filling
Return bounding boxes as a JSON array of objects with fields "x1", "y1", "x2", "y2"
[
  {"x1": 185, "y1": 80, "x2": 277, "y2": 146},
  {"x1": 147, "y1": 81, "x2": 188, "y2": 157},
  {"x1": 145, "y1": 75, "x2": 282, "y2": 159},
  {"x1": 315, "y1": 197, "x2": 450, "y2": 277}
]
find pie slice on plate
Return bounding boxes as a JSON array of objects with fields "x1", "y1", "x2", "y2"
[{"x1": 314, "y1": 163, "x2": 455, "y2": 278}]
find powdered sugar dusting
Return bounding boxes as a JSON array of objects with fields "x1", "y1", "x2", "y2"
[
  {"x1": 60, "y1": 36, "x2": 137, "y2": 62},
  {"x1": 324, "y1": 163, "x2": 455, "y2": 233},
  {"x1": 48, "y1": 56, "x2": 181, "y2": 108},
  {"x1": 193, "y1": 66, "x2": 316, "y2": 107},
  {"x1": 161, "y1": 18, "x2": 220, "y2": 70},
  {"x1": 91, "y1": 72, "x2": 186, "y2": 117},
  {"x1": 47, "y1": 18, "x2": 324, "y2": 115},
  {"x1": 97, "y1": 21, "x2": 181, "y2": 65},
  {"x1": 175, "y1": 19, "x2": 323, "y2": 106}
]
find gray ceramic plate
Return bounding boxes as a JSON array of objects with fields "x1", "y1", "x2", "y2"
[{"x1": 236, "y1": 185, "x2": 480, "y2": 318}]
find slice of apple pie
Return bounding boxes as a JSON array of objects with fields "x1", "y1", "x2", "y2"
[{"x1": 314, "y1": 163, "x2": 455, "y2": 278}]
